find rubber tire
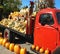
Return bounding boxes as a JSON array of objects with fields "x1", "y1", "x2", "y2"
[
  {"x1": 9, "y1": 33, "x2": 15, "y2": 43},
  {"x1": 53, "y1": 47, "x2": 60, "y2": 54}
]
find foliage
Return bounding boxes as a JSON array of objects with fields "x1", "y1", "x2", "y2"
[{"x1": 2, "y1": 0, "x2": 22, "y2": 17}]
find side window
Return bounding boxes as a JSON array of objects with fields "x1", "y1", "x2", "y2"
[{"x1": 39, "y1": 13, "x2": 54, "y2": 26}]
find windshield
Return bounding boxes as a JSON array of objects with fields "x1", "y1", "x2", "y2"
[{"x1": 56, "y1": 12, "x2": 60, "y2": 24}]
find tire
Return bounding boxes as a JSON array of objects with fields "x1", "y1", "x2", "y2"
[
  {"x1": 4, "y1": 29, "x2": 15, "y2": 43},
  {"x1": 9, "y1": 32, "x2": 15, "y2": 43},
  {"x1": 53, "y1": 47, "x2": 60, "y2": 54},
  {"x1": 4, "y1": 29, "x2": 10, "y2": 40}
]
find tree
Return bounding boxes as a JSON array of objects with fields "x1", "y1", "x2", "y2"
[
  {"x1": 39, "y1": 0, "x2": 55, "y2": 8},
  {"x1": 34, "y1": 0, "x2": 55, "y2": 11},
  {"x1": 46, "y1": 0, "x2": 55, "y2": 8},
  {"x1": 0, "y1": 0, "x2": 3, "y2": 20},
  {"x1": 2, "y1": 0, "x2": 22, "y2": 18}
]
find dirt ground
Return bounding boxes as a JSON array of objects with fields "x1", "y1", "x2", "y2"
[{"x1": 0, "y1": 45, "x2": 14, "y2": 54}]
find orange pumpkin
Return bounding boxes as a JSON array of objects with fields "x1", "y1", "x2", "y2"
[
  {"x1": 45, "y1": 49, "x2": 49, "y2": 54},
  {"x1": 2, "y1": 38, "x2": 8, "y2": 46},
  {"x1": 35, "y1": 46, "x2": 40, "y2": 51},
  {"x1": 5, "y1": 42, "x2": 10, "y2": 49},
  {"x1": 9, "y1": 43, "x2": 14, "y2": 51},
  {"x1": 14, "y1": 44, "x2": 21, "y2": 54},
  {"x1": 20, "y1": 48, "x2": 27, "y2": 54},
  {"x1": 39, "y1": 48, "x2": 44, "y2": 53},
  {"x1": 0, "y1": 32, "x2": 2, "y2": 37},
  {"x1": 0, "y1": 37, "x2": 3, "y2": 40},
  {"x1": 0, "y1": 38, "x2": 3, "y2": 45},
  {"x1": 31, "y1": 45, "x2": 35, "y2": 50}
]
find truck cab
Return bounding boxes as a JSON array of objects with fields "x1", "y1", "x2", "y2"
[{"x1": 34, "y1": 8, "x2": 60, "y2": 53}]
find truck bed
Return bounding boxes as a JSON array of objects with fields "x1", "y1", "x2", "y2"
[
  {"x1": 0, "y1": 24, "x2": 26, "y2": 37},
  {"x1": 0, "y1": 24, "x2": 36, "y2": 54}
]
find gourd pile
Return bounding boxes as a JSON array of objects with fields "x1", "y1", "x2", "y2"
[
  {"x1": 31, "y1": 44, "x2": 50, "y2": 54},
  {"x1": 0, "y1": 8, "x2": 36, "y2": 34},
  {"x1": 0, "y1": 37, "x2": 27, "y2": 54},
  {"x1": 0, "y1": 11, "x2": 27, "y2": 34}
]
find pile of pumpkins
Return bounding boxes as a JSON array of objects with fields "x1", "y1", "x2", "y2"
[
  {"x1": 31, "y1": 45, "x2": 50, "y2": 54},
  {"x1": 31, "y1": 12, "x2": 37, "y2": 17},
  {"x1": 0, "y1": 11, "x2": 27, "y2": 34},
  {"x1": 0, "y1": 7, "x2": 37, "y2": 34},
  {"x1": 0, "y1": 37, "x2": 27, "y2": 54}
]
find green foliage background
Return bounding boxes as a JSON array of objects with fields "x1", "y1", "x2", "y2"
[{"x1": 0, "y1": 0, "x2": 22, "y2": 18}]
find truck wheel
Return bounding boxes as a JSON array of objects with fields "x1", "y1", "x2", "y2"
[
  {"x1": 4, "y1": 29, "x2": 15, "y2": 43},
  {"x1": 4, "y1": 29, "x2": 10, "y2": 40},
  {"x1": 9, "y1": 33, "x2": 15, "y2": 43},
  {"x1": 53, "y1": 47, "x2": 60, "y2": 54}
]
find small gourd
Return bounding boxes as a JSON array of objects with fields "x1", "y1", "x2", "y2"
[
  {"x1": 31, "y1": 45, "x2": 35, "y2": 50},
  {"x1": 9, "y1": 43, "x2": 14, "y2": 51},
  {"x1": 35, "y1": 46, "x2": 40, "y2": 51},
  {"x1": 14, "y1": 44, "x2": 21, "y2": 54},
  {"x1": 20, "y1": 48, "x2": 27, "y2": 54},
  {"x1": 2, "y1": 38, "x2": 8, "y2": 46},
  {"x1": 0, "y1": 38, "x2": 3, "y2": 45},
  {"x1": 5, "y1": 42, "x2": 10, "y2": 49}
]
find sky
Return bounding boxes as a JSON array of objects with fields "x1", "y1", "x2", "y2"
[
  {"x1": 21, "y1": 0, "x2": 31, "y2": 8},
  {"x1": 55, "y1": 0, "x2": 60, "y2": 8},
  {"x1": 22, "y1": 0, "x2": 60, "y2": 9}
]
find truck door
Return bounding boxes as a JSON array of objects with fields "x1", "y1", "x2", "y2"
[{"x1": 34, "y1": 13, "x2": 59, "y2": 51}]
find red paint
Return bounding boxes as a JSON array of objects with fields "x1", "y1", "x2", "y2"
[
  {"x1": 26, "y1": 16, "x2": 35, "y2": 35},
  {"x1": 34, "y1": 8, "x2": 60, "y2": 52},
  {"x1": 26, "y1": 8, "x2": 60, "y2": 53}
]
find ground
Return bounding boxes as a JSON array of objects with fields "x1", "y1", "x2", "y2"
[
  {"x1": 0, "y1": 45, "x2": 14, "y2": 54},
  {"x1": 0, "y1": 38, "x2": 36, "y2": 54}
]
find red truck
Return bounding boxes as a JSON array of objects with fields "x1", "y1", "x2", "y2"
[
  {"x1": 0, "y1": 8, "x2": 60, "y2": 54},
  {"x1": 33, "y1": 8, "x2": 60, "y2": 54}
]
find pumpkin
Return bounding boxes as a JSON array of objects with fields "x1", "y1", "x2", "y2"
[
  {"x1": 45, "y1": 49, "x2": 49, "y2": 54},
  {"x1": 0, "y1": 32, "x2": 2, "y2": 37},
  {"x1": 5, "y1": 42, "x2": 10, "y2": 49},
  {"x1": 9, "y1": 43, "x2": 14, "y2": 51},
  {"x1": 0, "y1": 37, "x2": 3, "y2": 40},
  {"x1": 14, "y1": 44, "x2": 21, "y2": 54},
  {"x1": 39, "y1": 48, "x2": 44, "y2": 53},
  {"x1": 35, "y1": 46, "x2": 40, "y2": 51},
  {"x1": 0, "y1": 38, "x2": 3, "y2": 45},
  {"x1": 2, "y1": 38, "x2": 8, "y2": 46},
  {"x1": 20, "y1": 48, "x2": 27, "y2": 54},
  {"x1": 32, "y1": 12, "x2": 36, "y2": 17},
  {"x1": 31, "y1": 45, "x2": 35, "y2": 50}
]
